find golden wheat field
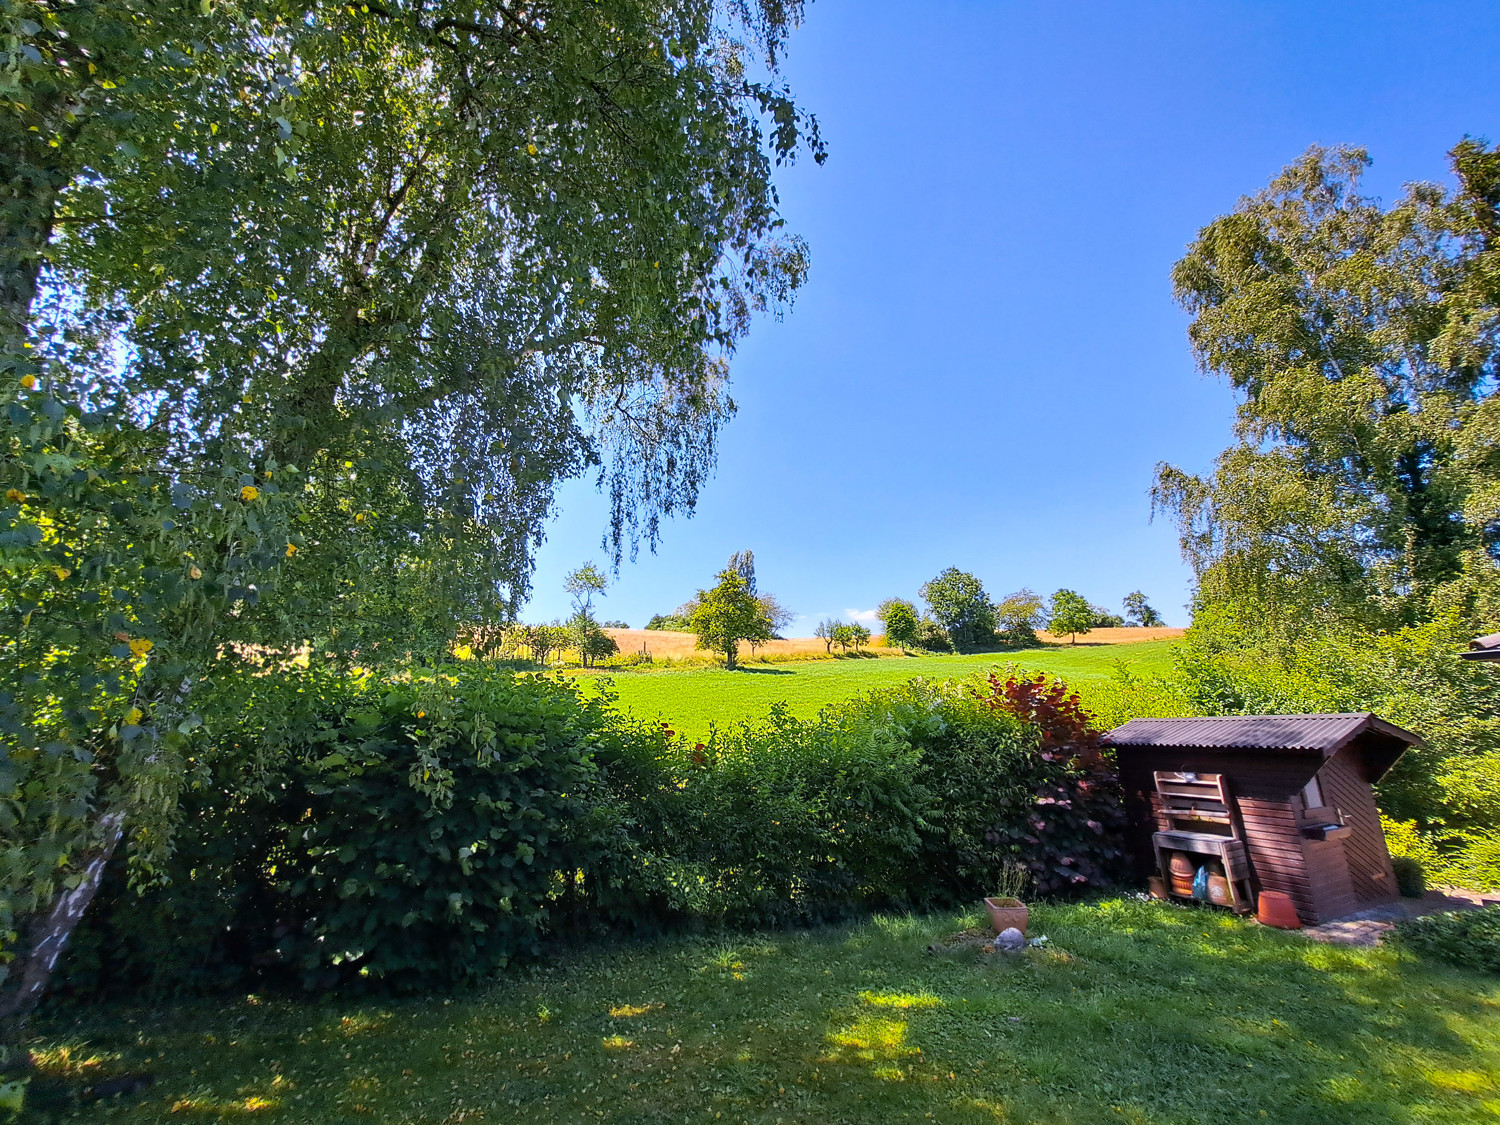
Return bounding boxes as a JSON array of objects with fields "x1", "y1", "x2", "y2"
[{"x1": 603, "y1": 626, "x2": 1184, "y2": 660}]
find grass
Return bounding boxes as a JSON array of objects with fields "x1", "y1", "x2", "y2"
[
  {"x1": 576, "y1": 641, "x2": 1180, "y2": 739},
  {"x1": 26, "y1": 897, "x2": 1500, "y2": 1124}
]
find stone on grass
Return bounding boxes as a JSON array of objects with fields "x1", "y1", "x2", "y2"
[{"x1": 992, "y1": 927, "x2": 1025, "y2": 952}]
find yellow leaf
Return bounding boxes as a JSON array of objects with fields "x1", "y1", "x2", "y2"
[
  {"x1": 5, "y1": 489, "x2": 24, "y2": 503},
  {"x1": 128, "y1": 637, "x2": 153, "y2": 657},
  {"x1": 52, "y1": 567, "x2": 70, "y2": 581},
  {"x1": 125, "y1": 708, "x2": 143, "y2": 725},
  {"x1": 285, "y1": 542, "x2": 297, "y2": 557},
  {"x1": 18, "y1": 375, "x2": 36, "y2": 390},
  {"x1": 189, "y1": 565, "x2": 203, "y2": 579}
]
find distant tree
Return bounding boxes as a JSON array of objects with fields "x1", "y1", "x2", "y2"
[
  {"x1": 1122, "y1": 591, "x2": 1165, "y2": 627},
  {"x1": 877, "y1": 598, "x2": 920, "y2": 651},
  {"x1": 601, "y1": 620, "x2": 631, "y2": 630},
  {"x1": 727, "y1": 549, "x2": 758, "y2": 597},
  {"x1": 1048, "y1": 589, "x2": 1094, "y2": 644},
  {"x1": 645, "y1": 613, "x2": 692, "y2": 631},
  {"x1": 522, "y1": 623, "x2": 566, "y2": 665},
  {"x1": 994, "y1": 588, "x2": 1046, "y2": 646},
  {"x1": 748, "y1": 595, "x2": 793, "y2": 655},
  {"x1": 564, "y1": 563, "x2": 609, "y2": 617},
  {"x1": 690, "y1": 570, "x2": 772, "y2": 669},
  {"x1": 1090, "y1": 605, "x2": 1126, "y2": 628},
  {"x1": 920, "y1": 568, "x2": 996, "y2": 651},
  {"x1": 570, "y1": 613, "x2": 620, "y2": 667},
  {"x1": 849, "y1": 623, "x2": 872, "y2": 651},
  {"x1": 758, "y1": 593, "x2": 795, "y2": 638},
  {"x1": 563, "y1": 562, "x2": 617, "y2": 665},
  {"x1": 915, "y1": 616, "x2": 951, "y2": 652},
  {"x1": 830, "y1": 623, "x2": 855, "y2": 652},
  {"x1": 814, "y1": 618, "x2": 839, "y2": 653}
]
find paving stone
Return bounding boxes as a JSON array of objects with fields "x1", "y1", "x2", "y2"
[{"x1": 1299, "y1": 887, "x2": 1499, "y2": 948}]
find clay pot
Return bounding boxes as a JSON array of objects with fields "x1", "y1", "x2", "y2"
[
  {"x1": 1206, "y1": 873, "x2": 1232, "y2": 907},
  {"x1": 1256, "y1": 890, "x2": 1303, "y2": 930},
  {"x1": 1147, "y1": 875, "x2": 1168, "y2": 900},
  {"x1": 984, "y1": 897, "x2": 1029, "y2": 935},
  {"x1": 1167, "y1": 852, "x2": 1196, "y2": 897}
]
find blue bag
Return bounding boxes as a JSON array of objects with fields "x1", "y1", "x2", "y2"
[{"x1": 1191, "y1": 865, "x2": 1210, "y2": 901}]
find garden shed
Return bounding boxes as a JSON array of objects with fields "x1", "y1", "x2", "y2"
[{"x1": 1105, "y1": 713, "x2": 1422, "y2": 925}]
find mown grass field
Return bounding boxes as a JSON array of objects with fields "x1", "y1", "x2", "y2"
[
  {"x1": 576, "y1": 641, "x2": 1179, "y2": 739},
  {"x1": 29, "y1": 898, "x2": 1500, "y2": 1124}
]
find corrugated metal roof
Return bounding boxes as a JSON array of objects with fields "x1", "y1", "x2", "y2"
[
  {"x1": 1461, "y1": 632, "x2": 1500, "y2": 661},
  {"x1": 1104, "y1": 712, "x2": 1422, "y2": 752}
]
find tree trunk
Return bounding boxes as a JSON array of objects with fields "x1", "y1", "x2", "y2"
[
  {"x1": 725, "y1": 642, "x2": 737, "y2": 670},
  {"x1": 1, "y1": 126, "x2": 67, "y2": 364},
  {"x1": 0, "y1": 809, "x2": 126, "y2": 1037}
]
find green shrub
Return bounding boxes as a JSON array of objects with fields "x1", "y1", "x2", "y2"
[
  {"x1": 589, "y1": 704, "x2": 928, "y2": 929},
  {"x1": 1391, "y1": 905, "x2": 1500, "y2": 974},
  {"x1": 65, "y1": 665, "x2": 614, "y2": 993},
  {"x1": 591, "y1": 675, "x2": 1127, "y2": 930},
  {"x1": 1392, "y1": 855, "x2": 1426, "y2": 898},
  {"x1": 64, "y1": 668, "x2": 1128, "y2": 996}
]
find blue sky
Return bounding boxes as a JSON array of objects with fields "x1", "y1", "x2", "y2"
[{"x1": 524, "y1": 0, "x2": 1500, "y2": 632}]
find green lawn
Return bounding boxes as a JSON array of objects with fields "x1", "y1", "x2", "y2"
[
  {"x1": 28, "y1": 898, "x2": 1500, "y2": 1124},
  {"x1": 578, "y1": 642, "x2": 1179, "y2": 739}
]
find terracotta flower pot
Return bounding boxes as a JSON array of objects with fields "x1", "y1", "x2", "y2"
[
  {"x1": 984, "y1": 897, "x2": 1029, "y2": 935},
  {"x1": 1256, "y1": 890, "x2": 1303, "y2": 930},
  {"x1": 1167, "y1": 851, "x2": 1197, "y2": 897}
]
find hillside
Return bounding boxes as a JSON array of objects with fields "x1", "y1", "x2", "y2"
[
  {"x1": 577, "y1": 637, "x2": 1180, "y2": 739},
  {"x1": 603, "y1": 625, "x2": 1184, "y2": 661}
]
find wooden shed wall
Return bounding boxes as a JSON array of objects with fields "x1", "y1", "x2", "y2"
[
  {"x1": 1118, "y1": 747, "x2": 1326, "y2": 920},
  {"x1": 1318, "y1": 738, "x2": 1398, "y2": 907}
]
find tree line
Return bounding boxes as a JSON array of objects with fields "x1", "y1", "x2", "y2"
[
  {"x1": 876, "y1": 570, "x2": 1164, "y2": 652},
  {"x1": 642, "y1": 558, "x2": 1165, "y2": 658}
]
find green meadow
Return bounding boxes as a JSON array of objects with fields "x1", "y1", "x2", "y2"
[
  {"x1": 575, "y1": 641, "x2": 1179, "y2": 739},
  {"x1": 31, "y1": 898, "x2": 1500, "y2": 1125}
]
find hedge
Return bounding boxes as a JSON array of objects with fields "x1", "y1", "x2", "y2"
[{"x1": 61, "y1": 667, "x2": 1126, "y2": 996}]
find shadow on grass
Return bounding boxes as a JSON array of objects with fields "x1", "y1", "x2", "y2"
[
  {"x1": 733, "y1": 666, "x2": 794, "y2": 675},
  {"x1": 21, "y1": 898, "x2": 1500, "y2": 1124}
]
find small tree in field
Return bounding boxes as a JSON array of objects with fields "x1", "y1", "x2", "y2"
[
  {"x1": 563, "y1": 562, "x2": 615, "y2": 665},
  {"x1": 569, "y1": 614, "x2": 619, "y2": 667},
  {"x1": 564, "y1": 562, "x2": 608, "y2": 617},
  {"x1": 994, "y1": 588, "x2": 1046, "y2": 646},
  {"x1": 689, "y1": 570, "x2": 772, "y2": 669},
  {"x1": 849, "y1": 623, "x2": 872, "y2": 651},
  {"x1": 1048, "y1": 589, "x2": 1094, "y2": 644},
  {"x1": 877, "y1": 598, "x2": 920, "y2": 651},
  {"x1": 1090, "y1": 604, "x2": 1125, "y2": 628},
  {"x1": 920, "y1": 567, "x2": 996, "y2": 651},
  {"x1": 815, "y1": 618, "x2": 839, "y2": 653},
  {"x1": 1122, "y1": 590, "x2": 1165, "y2": 627},
  {"x1": 757, "y1": 593, "x2": 795, "y2": 639},
  {"x1": 829, "y1": 622, "x2": 854, "y2": 652}
]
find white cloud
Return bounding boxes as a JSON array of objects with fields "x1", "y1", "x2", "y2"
[{"x1": 847, "y1": 608, "x2": 880, "y2": 626}]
